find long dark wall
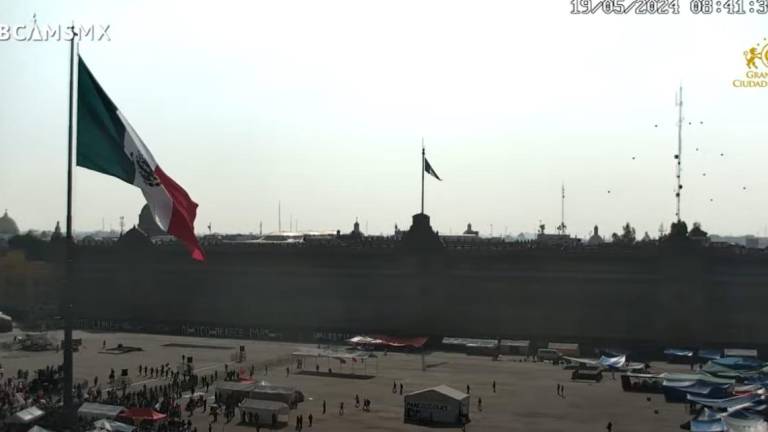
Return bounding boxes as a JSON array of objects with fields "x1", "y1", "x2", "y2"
[{"x1": 68, "y1": 243, "x2": 768, "y2": 346}]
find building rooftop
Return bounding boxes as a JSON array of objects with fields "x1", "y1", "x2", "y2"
[{"x1": 0, "y1": 210, "x2": 20, "y2": 236}]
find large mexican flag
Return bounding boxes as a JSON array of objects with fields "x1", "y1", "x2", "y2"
[{"x1": 76, "y1": 56, "x2": 205, "y2": 261}]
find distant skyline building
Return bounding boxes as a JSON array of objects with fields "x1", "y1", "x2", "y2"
[
  {"x1": 0, "y1": 210, "x2": 20, "y2": 237},
  {"x1": 587, "y1": 226, "x2": 604, "y2": 245},
  {"x1": 463, "y1": 223, "x2": 479, "y2": 236}
]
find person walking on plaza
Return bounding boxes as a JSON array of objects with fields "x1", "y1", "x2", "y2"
[
  {"x1": 339, "y1": 401, "x2": 344, "y2": 416},
  {"x1": 399, "y1": 383, "x2": 403, "y2": 395},
  {"x1": 308, "y1": 412, "x2": 313, "y2": 427},
  {"x1": 492, "y1": 380, "x2": 496, "y2": 393},
  {"x1": 478, "y1": 397, "x2": 483, "y2": 412}
]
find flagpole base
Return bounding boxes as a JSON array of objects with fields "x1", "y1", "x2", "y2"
[{"x1": 401, "y1": 213, "x2": 443, "y2": 252}]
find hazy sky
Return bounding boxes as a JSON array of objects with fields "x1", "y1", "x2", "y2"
[{"x1": 1, "y1": 1, "x2": 766, "y2": 237}]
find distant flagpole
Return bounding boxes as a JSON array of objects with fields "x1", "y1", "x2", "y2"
[
  {"x1": 421, "y1": 138, "x2": 425, "y2": 214},
  {"x1": 63, "y1": 22, "x2": 79, "y2": 425}
]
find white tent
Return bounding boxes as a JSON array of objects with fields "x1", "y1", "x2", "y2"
[
  {"x1": 404, "y1": 385, "x2": 470, "y2": 426},
  {"x1": 92, "y1": 418, "x2": 136, "y2": 432},
  {"x1": 238, "y1": 399, "x2": 289, "y2": 425},
  {"x1": 249, "y1": 384, "x2": 303, "y2": 406},
  {"x1": 213, "y1": 381, "x2": 256, "y2": 398},
  {"x1": 78, "y1": 403, "x2": 126, "y2": 420},
  {"x1": 6, "y1": 406, "x2": 45, "y2": 424}
]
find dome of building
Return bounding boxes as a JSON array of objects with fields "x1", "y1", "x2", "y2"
[
  {"x1": 138, "y1": 204, "x2": 165, "y2": 237},
  {"x1": 0, "y1": 210, "x2": 20, "y2": 236}
]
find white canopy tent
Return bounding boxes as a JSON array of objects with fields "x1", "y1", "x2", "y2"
[
  {"x1": 238, "y1": 399, "x2": 289, "y2": 425},
  {"x1": 91, "y1": 419, "x2": 136, "y2": 432},
  {"x1": 291, "y1": 349, "x2": 378, "y2": 375},
  {"x1": 6, "y1": 406, "x2": 45, "y2": 424},
  {"x1": 78, "y1": 403, "x2": 126, "y2": 420}
]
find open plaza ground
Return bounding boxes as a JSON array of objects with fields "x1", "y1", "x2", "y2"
[{"x1": 0, "y1": 329, "x2": 695, "y2": 431}]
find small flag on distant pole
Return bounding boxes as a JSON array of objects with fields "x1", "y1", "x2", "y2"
[
  {"x1": 424, "y1": 158, "x2": 441, "y2": 181},
  {"x1": 420, "y1": 141, "x2": 442, "y2": 214}
]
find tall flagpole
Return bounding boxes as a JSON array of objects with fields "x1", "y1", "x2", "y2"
[
  {"x1": 63, "y1": 23, "x2": 78, "y2": 426},
  {"x1": 675, "y1": 85, "x2": 683, "y2": 222},
  {"x1": 421, "y1": 138, "x2": 425, "y2": 214}
]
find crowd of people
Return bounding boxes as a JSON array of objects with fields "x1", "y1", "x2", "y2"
[
  {"x1": 1, "y1": 343, "x2": 499, "y2": 432},
  {"x1": 0, "y1": 364, "x2": 67, "y2": 422}
]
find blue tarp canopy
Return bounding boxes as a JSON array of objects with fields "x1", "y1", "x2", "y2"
[
  {"x1": 599, "y1": 355, "x2": 626, "y2": 368},
  {"x1": 698, "y1": 407, "x2": 722, "y2": 421},
  {"x1": 658, "y1": 372, "x2": 733, "y2": 385},
  {"x1": 599, "y1": 348, "x2": 627, "y2": 357},
  {"x1": 663, "y1": 380, "x2": 732, "y2": 402},
  {"x1": 687, "y1": 393, "x2": 761, "y2": 409},
  {"x1": 724, "y1": 411, "x2": 768, "y2": 431},
  {"x1": 711, "y1": 357, "x2": 765, "y2": 371},
  {"x1": 698, "y1": 349, "x2": 722, "y2": 360},
  {"x1": 702, "y1": 362, "x2": 748, "y2": 378},
  {"x1": 665, "y1": 348, "x2": 694, "y2": 357},
  {"x1": 690, "y1": 419, "x2": 727, "y2": 432}
]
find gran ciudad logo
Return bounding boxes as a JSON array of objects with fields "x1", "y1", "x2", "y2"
[
  {"x1": 0, "y1": 14, "x2": 110, "y2": 42},
  {"x1": 733, "y1": 37, "x2": 768, "y2": 88}
]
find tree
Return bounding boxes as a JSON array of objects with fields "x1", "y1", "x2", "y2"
[{"x1": 620, "y1": 222, "x2": 636, "y2": 244}]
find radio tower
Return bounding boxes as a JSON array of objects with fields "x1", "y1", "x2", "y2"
[
  {"x1": 557, "y1": 183, "x2": 567, "y2": 235},
  {"x1": 675, "y1": 86, "x2": 683, "y2": 222}
]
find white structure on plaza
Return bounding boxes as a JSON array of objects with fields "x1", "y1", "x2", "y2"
[{"x1": 404, "y1": 385, "x2": 470, "y2": 426}]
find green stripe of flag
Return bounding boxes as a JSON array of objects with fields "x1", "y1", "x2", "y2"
[{"x1": 76, "y1": 56, "x2": 135, "y2": 184}]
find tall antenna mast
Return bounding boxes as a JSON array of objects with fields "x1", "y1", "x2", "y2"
[
  {"x1": 675, "y1": 86, "x2": 683, "y2": 222},
  {"x1": 557, "y1": 183, "x2": 567, "y2": 235},
  {"x1": 278, "y1": 201, "x2": 282, "y2": 233},
  {"x1": 561, "y1": 183, "x2": 565, "y2": 233}
]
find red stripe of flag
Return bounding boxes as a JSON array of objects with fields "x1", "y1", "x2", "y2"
[{"x1": 154, "y1": 166, "x2": 205, "y2": 261}]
